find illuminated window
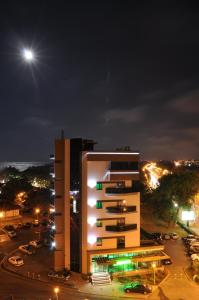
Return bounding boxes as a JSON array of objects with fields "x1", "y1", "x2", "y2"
[
  {"x1": 96, "y1": 201, "x2": 103, "y2": 209},
  {"x1": 96, "y1": 183, "x2": 103, "y2": 190},
  {"x1": 96, "y1": 238, "x2": 102, "y2": 246},
  {"x1": 96, "y1": 220, "x2": 102, "y2": 227}
]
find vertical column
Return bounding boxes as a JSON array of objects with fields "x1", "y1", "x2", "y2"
[
  {"x1": 54, "y1": 139, "x2": 70, "y2": 271},
  {"x1": 81, "y1": 152, "x2": 88, "y2": 274}
]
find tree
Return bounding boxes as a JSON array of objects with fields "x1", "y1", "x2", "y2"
[
  {"x1": 150, "y1": 171, "x2": 199, "y2": 226},
  {"x1": 0, "y1": 177, "x2": 32, "y2": 206}
]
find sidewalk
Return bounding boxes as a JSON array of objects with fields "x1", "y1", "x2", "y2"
[{"x1": 1, "y1": 247, "x2": 158, "y2": 299}]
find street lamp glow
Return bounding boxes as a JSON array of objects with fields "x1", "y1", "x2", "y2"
[
  {"x1": 54, "y1": 287, "x2": 59, "y2": 300},
  {"x1": 23, "y1": 48, "x2": 34, "y2": 62},
  {"x1": 35, "y1": 208, "x2": 40, "y2": 214},
  {"x1": 54, "y1": 287, "x2": 59, "y2": 294}
]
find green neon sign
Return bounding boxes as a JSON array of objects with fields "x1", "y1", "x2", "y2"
[{"x1": 113, "y1": 259, "x2": 131, "y2": 266}]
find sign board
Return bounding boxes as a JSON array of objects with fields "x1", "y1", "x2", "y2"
[{"x1": 181, "y1": 210, "x2": 195, "y2": 221}]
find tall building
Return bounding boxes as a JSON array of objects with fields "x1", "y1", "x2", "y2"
[
  {"x1": 81, "y1": 151, "x2": 140, "y2": 274},
  {"x1": 52, "y1": 137, "x2": 95, "y2": 271},
  {"x1": 53, "y1": 138, "x2": 169, "y2": 275}
]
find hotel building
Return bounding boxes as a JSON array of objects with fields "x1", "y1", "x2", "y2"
[{"x1": 52, "y1": 138, "x2": 169, "y2": 275}]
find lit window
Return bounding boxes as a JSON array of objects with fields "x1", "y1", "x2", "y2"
[
  {"x1": 96, "y1": 220, "x2": 102, "y2": 227},
  {"x1": 96, "y1": 238, "x2": 102, "y2": 246},
  {"x1": 96, "y1": 183, "x2": 103, "y2": 190},
  {"x1": 96, "y1": 201, "x2": 103, "y2": 209}
]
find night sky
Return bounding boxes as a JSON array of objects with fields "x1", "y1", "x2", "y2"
[{"x1": 0, "y1": 1, "x2": 199, "y2": 161}]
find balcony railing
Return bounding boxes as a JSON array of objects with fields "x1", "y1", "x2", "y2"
[
  {"x1": 105, "y1": 187, "x2": 139, "y2": 194},
  {"x1": 105, "y1": 224, "x2": 137, "y2": 232},
  {"x1": 106, "y1": 206, "x2": 136, "y2": 213}
]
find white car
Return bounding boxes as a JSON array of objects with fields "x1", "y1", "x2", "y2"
[
  {"x1": 29, "y1": 240, "x2": 43, "y2": 248},
  {"x1": 190, "y1": 241, "x2": 199, "y2": 247},
  {"x1": 8, "y1": 256, "x2": 24, "y2": 267},
  {"x1": 18, "y1": 245, "x2": 33, "y2": 255},
  {"x1": 7, "y1": 230, "x2": 17, "y2": 238},
  {"x1": 170, "y1": 233, "x2": 179, "y2": 240},
  {"x1": 163, "y1": 234, "x2": 170, "y2": 240},
  {"x1": 191, "y1": 253, "x2": 199, "y2": 261}
]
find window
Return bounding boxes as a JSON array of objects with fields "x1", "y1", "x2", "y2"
[
  {"x1": 96, "y1": 201, "x2": 103, "y2": 209},
  {"x1": 96, "y1": 238, "x2": 102, "y2": 246},
  {"x1": 96, "y1": 220, "x2": 102, "y2": 227},
  {"x1": 96, "y1": 183, "x2": 103, "y2": 190}
]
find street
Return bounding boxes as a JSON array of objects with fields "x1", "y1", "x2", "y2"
[
  {"x1": 148, "y1": 238, "x2": 199, "y2": 300},
  {"x1": 1, "y1": 227, "x2": 199, "y2": 299}
]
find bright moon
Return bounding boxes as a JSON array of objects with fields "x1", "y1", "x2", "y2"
[{"x1": 23, "y1": 49, "x2": 34, "y2": 61}]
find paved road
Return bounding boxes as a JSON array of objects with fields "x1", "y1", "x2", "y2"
[
  {"x1": 0, "y1": 227, "x2": 119, "y2": 300},
  {"x1": 148, "y1": 238, "x2": 199, "y2": 300}
]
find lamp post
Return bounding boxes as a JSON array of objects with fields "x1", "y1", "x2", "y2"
[
  {"x1": 35, "y1": 208, "x2": 40, "y2": 220},
  {"x1": 152, "y1": 262, "x2": 156, "y2": 285},
  {"x1": 54, "y1": 287, "x2": 59, "y2": 300}
]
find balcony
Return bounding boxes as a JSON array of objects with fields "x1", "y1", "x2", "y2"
[
  {"x1": 105, "y1": 187, "x2": 139, "y2": 194},
  {"x1": 106, "y1": 224, "x2": 137, "y2": 232},
  {"x1": 106, "y1": 205, "x2": 136, "y2": 213}
]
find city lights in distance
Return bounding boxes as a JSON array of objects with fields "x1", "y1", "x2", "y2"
[
  {"x1": 88, "y1": 216, "x2": 96, "y2": 226},
  {"x1": 88, "y1": 235, "x2": 97, "y2": 245},
  {"x1": 87, "y1": 178, "x2": 96, "y2": 188},
  {"x1": 88, "y1": 198, "x2": 97, "y2": 207}
]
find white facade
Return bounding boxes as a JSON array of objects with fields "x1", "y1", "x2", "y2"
[{"x1": 81, "y1": 151, "x2": 140, "y2": 274}]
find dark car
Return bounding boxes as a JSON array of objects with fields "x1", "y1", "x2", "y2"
[
  {"x1": 124, "y1": 282, "x2": 152, "y2": 294},
  {"x1": 22, "y1": 222, "x2": 32, "y2": 229},
  {"x1": 4, "y1": 225, "x2": 15, "y2": 231},
  {"x1": 162, "y1": 258, "x2": 172, "y2": 265},
  {"x1": 151, "y1": 232, "x2": 162, "y2": 240}
]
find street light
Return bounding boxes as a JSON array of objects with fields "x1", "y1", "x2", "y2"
[
  {"x1": 54, "y1": 287, "x2": 59, "y2": 300},
  {"x1": 152, "y1": 262, "x2": 156, "y2": 285},
  {"x1": 35, "y1": 208, "x2": 40, "y2": 218}
]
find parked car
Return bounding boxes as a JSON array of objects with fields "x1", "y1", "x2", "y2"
[
  {"x1": 162, "y1": 258, "x2": 172, "y2": 265},
  {"x1": 7, "y1": 230, "x2": 17, "y2": 238},
  {"x1": 18, "y1": 245, "x2": 34, "y2": 255},
  {"x1": 170, "y1": 232, "x2": 179, "y2": 240},
  {"x1": 182, "y1": 234, "x2": 195, "y2": 241},
  {"x1": 162, "y1": 234, "x2": 170, "y2": 240},
  {"x1": 8, "y1": 256, "x2": 24, "y2": 267},
  {"x1": 48, "y1": 270, "x2": 70, "y2": 280},
  {"x1": 124, "y1": 282, "x2": 152, "y2": 294},
  {"x1": 15, "y1": 223, "x2": 23, "y2": 230},
  {"x1": 29, "y1": 240, "x2": 43, "y2": 248},
  {"x1": 151, "y1": 232, "x2": 162, "y2": 240},
  {"x1": 187, "y1": 249, "x2": 199, "y2": 256},
  {"x1": 190, "y1": 246, "x2": 199, "y2": 252},
  {"x1": 190, "y1": 241, "x2": 199, "y2": 248},
  {"x1": 22, "y1": 222, "x2": 32, "y2": 229},
  {"x1": 4, "y1": 225, "x2": 15, "y2": 231},
  {"x1": 191, "y1": 253, "x2": 199, "y2": 261}
]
